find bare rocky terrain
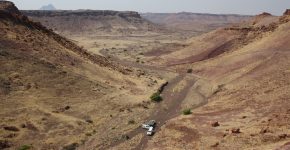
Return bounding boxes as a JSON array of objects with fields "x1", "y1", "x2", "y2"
[
  {"x1": 141, "y1": 12, "x2": 251, "y2": 34},
  {"x1": 1, "y1": 1, "x2": 290, "y2": 150},
  {"x1": 22, "y1": 10, "x2": 163, "y2": 36},
  {"x1": 0, "y1": 2, "x2": 165, "y2": 149}
]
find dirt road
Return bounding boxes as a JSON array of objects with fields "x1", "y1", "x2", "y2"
[{"x1": 99, "y1": 51, "x2": 207, "y2": 150}]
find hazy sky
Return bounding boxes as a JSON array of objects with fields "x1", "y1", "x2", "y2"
[{"x1": 9, "y1": 0, "x2": 290, "y2": 15}]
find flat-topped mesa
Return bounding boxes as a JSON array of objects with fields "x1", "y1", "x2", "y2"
[
  {"x1": 256, "y1": 12, "x2": 272, "y2": 17},
  {"x1": 284, "y1": 9, "x2": 290, "y2": 16},
  {"x1": 22, "y1": 10, "x2": 141, "y2": 19},
  {"x1": 0, "y1": 1, "x2": 21, "y2": 14}
]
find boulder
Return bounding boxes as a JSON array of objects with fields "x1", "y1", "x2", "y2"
[
  {"x1": 3, "y1": 126, "x2": 19, "y2": 132},
  {"x1": 0, "y1": 1, "x2": 21, "y2": 14},
  {"x1": 211, "y1": 121, "x2": 220, "y2": 127},
  {"x1": 231, "y1": 128, "x2": 241, "y2": 134}
]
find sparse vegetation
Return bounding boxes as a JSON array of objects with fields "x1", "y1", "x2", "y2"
[
  {"x1": 150, "y1": 92, "x2": 163, "y2": 102},
  {"x1": 85, "y1": 118, "x2": 93, "y2": 124},
  {"x1": 18, "y1": 145, "x2": 31, "y2": 150},
  {"x1": 63, "y1": 143, "x2": 78, "y2": 150},
  {"x1": 128, "y1": 119, "x2": 135, "y2": 124},
  {"x1": 85, "y1": 133, "x2": 92, "y2": 136},
  {"x1": 182, "y1": 109, "x2": 192, "y2": 115}
]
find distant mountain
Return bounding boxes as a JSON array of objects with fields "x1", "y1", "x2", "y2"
[
  {"x1": 22, "y1": 10, "x2": 163, "y2": 35},
  {"x1": 39, "y1": 4, "x2": 56, "y2": 10},
  {"x1": 141, "y1": 12, "x2": 251, "y2": 33}
]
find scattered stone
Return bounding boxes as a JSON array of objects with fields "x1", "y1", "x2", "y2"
[
  {"x1": 187, "y1": 69, "x2": 193, "y2": 73},
  {"x1": 125, "y1": 68, "x2": 132, "y2": 72},
  {"x1": 0, "y1": 50, "x2": 9, "y2": 56},
  {"x1": 3, "y1": 126, "x2": 19, "y2": 132},
  {"x1": 20, "y1": 123, "x2": 26, "y2": 128},
  {"x1": 8, "y1": 72, "x2": 20, "y2": 81},
  {"x1": 25, "y1": 83, "x2": 32, "y2": 90},
  {"x1": 211, "y1": 121, "x2": 220, "y2": 127},
  {"x1": 279, "y1": 134, "x2": 287, "y2": 139},
  {"x1": 52, "y1": 110, "x2": 60, "y2": 113},
  {"x1": 85, "y1": 119, "x2": 93, "y2": 124},
  {"x1": 85, "y1": 133, "x2": 92, "y2": 136},
  {"x1": 5, "y1": 133, "x2": 17, "y2": 138},
  {"x1": 231, "y1": 128, "x2": 241, "y2": 134},
  {"x1": 260, "y1": 128, "x2": 270, "y2": 134},
  {"x1": 242, "y1": 116, "x2": 247, "y2": 119},
  {"x1": 63, "y1": 143, "x2": 79, "y2": 150},
  {"x1": 0, "y1": 140, "x2": 11, "y2": 149},
  {"x1": 211, "y1": 142, "x2": 219, "y2": 147},
  {"x1": 121, "y1": 135, "x2": 129, "y2": 140},
  {"x1": 26, "y1": 122, "x2": 38, "y2": 131},
  {"x1": 128, "y1": 119, "x2": 135, "y2": 124},
  {"x1": 158, "y1": 81, "x2": 168, "y2": 93},
  {"x1": 64, "y1": 106, "x2": 70, "y2": 110}
]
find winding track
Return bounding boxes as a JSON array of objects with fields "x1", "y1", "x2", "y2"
[{"x1": 99, "y1": 50, "x2": 207, "y2": 150}]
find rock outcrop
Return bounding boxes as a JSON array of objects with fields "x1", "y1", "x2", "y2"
[
  {"x1": 21, "y1": 10, "x2": 160, "y2": 35},
  {"x1": 0, "y1": 1, "x2": 20, "y2": 14},
  {"x1": 0, "y1": 2, "x2": 126, "y2": 73},
  {"x1": 284, "y1": 9, "x2": 290, "y2": 16}
]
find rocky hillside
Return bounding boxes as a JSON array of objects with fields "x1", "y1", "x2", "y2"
[
  {"x1": 147, "y1": 11, "x2": 290, "y2": 149},
  {"x1": 142, "y1": 12, "x2": 251, "y2": 33},
  {"x1": 0, "y1": 1, "x2": 163, "y2": 149},
  {"x1": 22, "y1": 10, "x2": 162, "y2": 35},
  {"x1": 156, "y1": 12, "x2": 283, "y2": 67}
]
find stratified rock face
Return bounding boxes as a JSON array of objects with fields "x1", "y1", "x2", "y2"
[
  {"x1": 284, "y1": 9, "x2": 290, "y2": 16},
  {"x1": 23, "y1": 10, "x2": 141, "y2": 19},
  {"x1": 0, "y1": 1, "x2": 20, "y2": 14},
  {"x1": 21, "y1": 10, "x2": 159, "y2": 35},
  {"x1": 141, "y1": 12, "x2": 251, "y2": 33}
]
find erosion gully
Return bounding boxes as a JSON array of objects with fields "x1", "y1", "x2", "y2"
[{"x1": 100, "y1": 50, "x2": 206, "y2": 150}]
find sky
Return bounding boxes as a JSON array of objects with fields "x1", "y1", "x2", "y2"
[{"x1": 9, "y1": 0, "x2": 290, "y2": 15}]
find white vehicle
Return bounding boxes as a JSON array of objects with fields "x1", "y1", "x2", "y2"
[
  {"x1": 146, "y1": 127, "x2": 154, "y2": 136},
  {"x1": 142, "y1": 124, "x2": 151, "y2": 129},
  {"x1": 147, "y1": 120, "x2": 156, "y2": 127}
]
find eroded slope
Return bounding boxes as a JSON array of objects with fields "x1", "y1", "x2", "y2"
[
  {"x1": 146, "y1": 12, "x2": 290, "y2": 150},
  {"x1": 0, "y1": 2, "x2": 164, "y2": 149}
]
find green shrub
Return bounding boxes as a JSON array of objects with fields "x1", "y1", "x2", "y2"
[
  {"x1": 18, "y1": 145, "x2": 31, "y2": 150},
  {"x1": 187, "y1": 69, "x2": 193, "y2": 73},
  {"x1": 63, "y1": 143, "x2": 79, "y2": 150},
  {"x1": 150, "y1": 92, "x2": 162, "y2": 102},
  {"x1": 182, "y1": 109, "x2": 192, "y2": 115},
  {"x1": 128, "y1": 119, "x2": 135, "y2": 124}
]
